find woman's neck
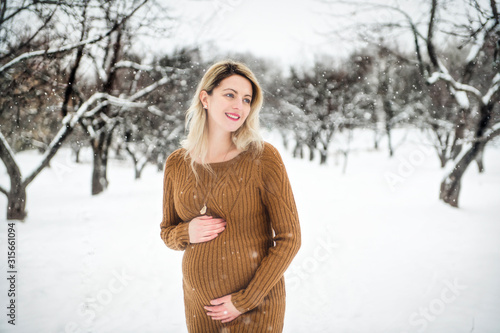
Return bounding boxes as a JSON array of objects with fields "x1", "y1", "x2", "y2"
[{"x1": 206, "y1": 130, "x2": 235, "y2": 163}]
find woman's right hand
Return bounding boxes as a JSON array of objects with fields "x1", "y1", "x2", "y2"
[{"x1": 188, "y1": 215, "x2": 226, "y2": 243}]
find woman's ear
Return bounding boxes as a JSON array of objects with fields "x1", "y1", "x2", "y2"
[{"x1": 199, "y1": 90, "x2": 209, "y2": 108}]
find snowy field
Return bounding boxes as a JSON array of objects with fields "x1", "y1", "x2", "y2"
[{"x1": 1, "y1": 129, "x2": 499, "y2": 333}]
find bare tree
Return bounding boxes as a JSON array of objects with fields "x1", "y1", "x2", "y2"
[
  {"x1": 424, "y1": 0, "x2": 499, "y2": 206},
  {"x1": 322, "y1": 0, "x2": 500, "y2": 207},
  {"x1": 116, "y1": 48, "x2": 204, "y2": 179},
  {"x1": 0, "y1": 0, "x2": 176, "y2": 220}
]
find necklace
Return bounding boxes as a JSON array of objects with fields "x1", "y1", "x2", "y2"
[{"x1": 199, "y1": 145, "x2": 233, "y2": 215}]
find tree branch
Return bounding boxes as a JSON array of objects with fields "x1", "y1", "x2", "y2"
[
  {"x1": 463, "y1": 18, "x2": 498, "y2": 81},
  {"x1": 0, "y1": 184, "x2": 7, "y2": 196},
  {"x1": 427, "y1": 0, "x2": 439, "y2": 68},
  {"x1": 491, "y1": 0, "x2": 499, "y2": 25},
  {"x1": 0, "y1": 129, "x2": 22, "y2": 196},
  {"x1": 427, "y1": 71, "x2": 482, "y2": 100},
  {"x1": 482, "y1": 73, "x2": 500, "y2": 105},
  {"x1": 0, "y1": 32, "x2": 106, "y2": 74},
  {"x1": 0, "y1": 0, "x2": 149, "y2": 74},
  {"x1": 483, "y1": 121, "x2": 500, "y2": 141},
  {"x1": 129, "y1": 76, "x2": 169, "y2": 101},
  {"x1": 60, "y1": 1, "x2": 90, "y2": 118},
  {"x1": 320, "y1": 0, "x2": 429, "y2": 74},
  {"x1": 114, "y1": 60, "x2": 180, "y2": 76},
  {"x1": 0, "y1": 0, "x2": 7, "y2": 28},
  {"x1": 0, "y1": 3, "x2": 58, "y2": 63},
  {"x1": 22, "y1": 73, "x2": 171, "y2": 187}
]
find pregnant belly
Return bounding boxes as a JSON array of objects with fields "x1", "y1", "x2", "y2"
[{"x1": 182, "y1": 236, "x2": 265, "y2": 303}]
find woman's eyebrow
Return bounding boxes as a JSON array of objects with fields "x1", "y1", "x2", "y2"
[{"x1": 223, "y1": 88, "x2": 252, "y2": 98}]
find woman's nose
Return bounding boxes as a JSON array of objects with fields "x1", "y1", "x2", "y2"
[{"x1": 233, "y1": 99, "x2": 243, "y2": 110}]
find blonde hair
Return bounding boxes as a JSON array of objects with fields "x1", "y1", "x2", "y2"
[{"x1": 182, "y1": 60, "x2": 264, "y2": 175}]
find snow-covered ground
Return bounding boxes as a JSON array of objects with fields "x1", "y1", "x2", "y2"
[{"x1": 1, "y1": 129, "x2": 499, "y2": 333}]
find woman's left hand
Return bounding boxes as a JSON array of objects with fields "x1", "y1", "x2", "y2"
[{"x1": 205, "y1": 295, "x2": 242, "y2": 323}]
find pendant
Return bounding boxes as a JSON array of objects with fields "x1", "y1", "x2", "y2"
[{"x1": 200, "y1": 204, "x2": 207, "y2": 215}]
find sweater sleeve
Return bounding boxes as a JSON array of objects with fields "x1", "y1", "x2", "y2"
[
  {"x1": 230, "y1": 143, "x2": 301, "y2": 313},
  {"x1": 160, "y1": 150, "x2": 190, "y2": 251}
]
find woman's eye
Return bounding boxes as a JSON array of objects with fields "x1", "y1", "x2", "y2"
[
  {"x1": 225, "y1": 93, "x2": 234, "y2": 98},
  {"x1": 243, "y1": 98, "x2": 251, "y2": 104}
]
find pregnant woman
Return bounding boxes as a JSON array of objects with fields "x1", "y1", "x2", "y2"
[{"x1": 160, "y1": 60, "x2": 301, "y2": 332}]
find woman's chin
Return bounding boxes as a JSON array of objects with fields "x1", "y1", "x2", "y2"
[{"x1": 225, "y1": 123, "x2": 244, "y2": 133}]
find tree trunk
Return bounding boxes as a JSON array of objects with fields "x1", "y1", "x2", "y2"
[
  {"x1": 308, "y1": 132, "x2": 317, "y2": 161},
  {"x1": 383, "y1": 98, "x2": 394, "y2": 157},
  {"x1": 386, "y1": 124, "x2": 393, "y2": 157},
  {"x1": 439, "y1": 142, "x2": 483, "y2": 207},
  {"x1": 293, "y1": 141, "x2": 303, "y2": 159},
  {"x1": 0, "y1": 133, "x2": 27, "y2": 220},
  {"x1": 372, "y1": 109, "x2": 380, "y2": 150},
  {"x1": 373, "y1": 129, "x2": 379, "y2": 150},
  {"x1": 7, "y1": 185, "x2": 27, "y2": 220},
  {"x1": 342, "y1": 151, "x2": 349, "y2": 174},
  {"x1": 125, "y1": 145, "x2": 145, "y2": 179},
  {"x1": 157, "y1": 155, "x2": 164, "y2": 172},
  {"x1": 89, "y1": 28, "x2": 121, "y2": 195},
  {"x1": 475, "y1": 145, "x2": 485, "y2": 173},
  {"x1": 438, "y1": 152, "x2": 447, "y2": 168},
  {"x1": 91, "y1": 131, "x2": 112, "y2": 195},
  {"x1": 450, "y1": 108, "x2": 466, "y2": 159},
  {"x1": 308, "y1": 145, "x2": 315, "y2": 161},
  {"x1": 440, "y1": 103, "x2": 493, "y2": 207},
  {"x1": 319, "y1": 150, "x2": 327, "y2": 165},
  {"x1": 71, "y1": 143, "x2": 81, "y2": 163},
  {"x1": 281, "y1": 131, "x2": 289, "y2": 150},
  {"x1": 135, "y1": 160, "x2": 148, "y2": 179},
  {"x1": 91, "y1": 151, "x2": 108, "y2": 195}
]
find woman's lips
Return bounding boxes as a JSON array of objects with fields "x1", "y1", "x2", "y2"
[{"x1": 225, "y1": 113, "x2": 241, "y2": 121}]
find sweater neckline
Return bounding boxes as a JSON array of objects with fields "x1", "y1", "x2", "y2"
[{"x1": 205, "y1": 149, "x2": 248, "y2": 168}]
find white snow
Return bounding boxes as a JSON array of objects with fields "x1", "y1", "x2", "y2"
[
  {"x1": 465, "y1": 20, "x2": 496, "y2": 65},
  {"x1": 453, "y1": 90, "x2": 470, "y2": 110},
  {"x1": 427, "y1": 71, "x2": 479, "y2": 107},
  {"x1": 0, "y1": 35, "x2": 106, "y2": 74},
  {"x1": 482, "y1": 73, "x2": 500, "y2": 106},
  {"x1": 0, "y1": 129, "x2": 499, "y2": 333}
]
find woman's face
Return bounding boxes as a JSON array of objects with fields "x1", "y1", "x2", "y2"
[{"x1": 200, "y1": 74, "x2": 253, "y2": 135}]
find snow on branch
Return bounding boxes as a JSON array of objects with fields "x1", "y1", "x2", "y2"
[
  {"x1": 422, "y1": 115, "x2": 455, "y2": 131},
  {"x1": 83, "y1": 101, "x2": 110, "y2": 119},
  {"x1": 482, "y1": 122, "x2": 500, "y2": 141},
  {"x1": 99, "y1": 94, "x2": 147, "y2": 109},
  {"x1": 451, "y1": 89, "x2": 470, "y2": 109},
  {"x1": 147, "y1": 105, "x2": 164, "y2": 117},
  {"x1": 465, "y1": 19, "x2": 497, "y2": 64},
  {"x1": 130, "y1": 76, "x2": 169, "y2": 101},
  {"x1": 23, "y1": 73, "x2": 170, "y2": 187},
  {"x1": 482, "y1": 73, "x2": 500, "y2": 105},
  {"x1": 427, "y1": 71, "x2": 482, "y2": 101},
  {"x1": 0, "y1": 34, "x2": 109, "y2": 74},
  {"x1": 165, "y1": 126, "x2": 183, "y2": 141},
  {"x1": 22, "y1": 98, "x2": 95, "y2": 187},
  {"x1": 114, "y1": 60, "x2": 179, "y2": 75},
  {"x1": 115, "y1": 60, "x2": 156, "y2": 71},
  {"x1": 0, "y1": 0, "x2": 149, "y2": 74},
  {"x1": 0, "y1": 130, "x2": 21, "y2": 171},
  {"x1": 68, "y1": 93, "x2": 108, "y2": 127},
  {"x1": 452, "y1": 121, "x2": 500, "y2": 147}
]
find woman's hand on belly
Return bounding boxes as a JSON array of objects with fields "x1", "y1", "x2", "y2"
[
  {"x1": 204, "y1": 295, "x2": 242, "y2": 323},
  {"x1": 188, "y1": 215, "x2": 226, "y2": 243}
]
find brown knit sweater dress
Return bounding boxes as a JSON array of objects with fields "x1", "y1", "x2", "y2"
[{"x1": 160, "y1": 142, "x2": 301, "y2": 333}]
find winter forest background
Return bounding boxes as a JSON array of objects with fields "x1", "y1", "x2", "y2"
[{"x1": 0, "y1": 0, "x2": 499, "y2": 332}]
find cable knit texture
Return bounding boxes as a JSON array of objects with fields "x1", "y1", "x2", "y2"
[{"x1": 160, "y1": 142, "x2": 301, "y2": 333}]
